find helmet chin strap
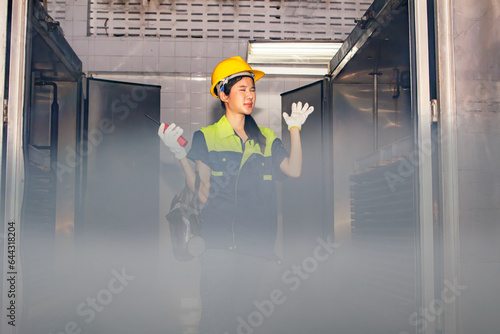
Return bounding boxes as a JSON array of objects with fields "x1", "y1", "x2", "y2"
[{"x1": 216, "y1": 72, "x2": 255, "y2": 98}]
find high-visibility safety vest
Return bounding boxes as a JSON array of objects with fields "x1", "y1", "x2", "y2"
[{"x1": 187, "y1": 115, "x2": 289, "y2": 260}]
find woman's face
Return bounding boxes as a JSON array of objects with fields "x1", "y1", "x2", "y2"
[{"x1": 223, "y1": 76, "x2": 256, "y2": 116}]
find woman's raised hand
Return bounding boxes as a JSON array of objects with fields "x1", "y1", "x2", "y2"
[{"x1": 282, "y1": 101, "x2": 314, "y2": 130}]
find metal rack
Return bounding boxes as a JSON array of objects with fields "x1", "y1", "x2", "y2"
[{"x1": 350, "y1": 137, "x2": 417, "y2": 314}]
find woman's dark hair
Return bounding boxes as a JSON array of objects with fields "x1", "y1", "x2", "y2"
[{"x1": 221, "y1": 76, "x2": 266, "y2": 153}]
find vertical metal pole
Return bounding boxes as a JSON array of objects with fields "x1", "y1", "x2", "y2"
[
  {"x1": 74, "y1": 76, "x2": 83, "y2": 250},
  {"x1": 434, "y1": 0, "x2": 460, "y2": 333},
  {"x1": 373, "y1": 73, "x2": 378, "y2": 150},
  {"x1": 2, "y1": 0, "x2": 28, "y2": 333},
  {"x1": 48, "y1": 83, "x2": 59, "y2": 170},
  {"x1": 0, "y1": 0, "x2": 9, "y2": 201},
  {"x1": 370, "y1": 72, "x2": 382, "y2": 151},
  {"x1": 410, "y1": 0, "x2": 435, "y2": 333}
]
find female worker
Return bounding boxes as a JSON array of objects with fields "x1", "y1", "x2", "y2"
[{"x1": 158, "y1": 56, "x2": 313, "y2": 334}]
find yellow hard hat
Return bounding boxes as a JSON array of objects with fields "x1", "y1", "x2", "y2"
[{"x1": 210, "y1": 56, "x2": 265, "y2": 98}]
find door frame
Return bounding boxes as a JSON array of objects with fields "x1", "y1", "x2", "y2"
[
  {"x1": 0, "y1": 0, "x2": 8, "y2": 181},
  {"x1": 1, "y1": 0, "x2": 29, "y2": 333},
  {"x1": 433, "y1": 0, "x2": 460, "y2": 333},
  {"x1": 409, "y1": 0, "x2": 436, "y2": 333}
]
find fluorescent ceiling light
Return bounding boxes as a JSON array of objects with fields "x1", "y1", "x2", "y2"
[
  {"x1": 255, "y1": 65, "x2": 327, "y2": 76},
  {"x1": 247, "y1": 40, "x2": 343, "y2": 65}
]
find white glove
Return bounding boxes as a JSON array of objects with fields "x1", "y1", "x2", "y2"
[
  {"x1": 282, "y1": 101, "x2": 314, "y2": 130},
  {"x1": 158, "y1": 123, "x2": 187, "y2": 160}
]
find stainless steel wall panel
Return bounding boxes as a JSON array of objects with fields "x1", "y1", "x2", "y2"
[{"x1": 452, "y1": 2, "x2": 500, "y2": 332}]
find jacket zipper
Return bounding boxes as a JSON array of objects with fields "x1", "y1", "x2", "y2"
[
  {"x1": 232, "y1": 169, "x2": 241, "y2": 250},
  {"x1": 232, "y1": 140, "x2": 245, "y2": 250}
]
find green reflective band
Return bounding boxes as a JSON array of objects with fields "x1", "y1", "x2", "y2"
[
  {"x1": 263, "y1": 175, "x2": 272, "y2": 181},
  {"x1": 212, "y1": 171, "x2": 223, "y2": 176}
]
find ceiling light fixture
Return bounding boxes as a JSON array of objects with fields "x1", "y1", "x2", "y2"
[{"x1": 247, "y1": 40, "x2": 343, "y2": 76}]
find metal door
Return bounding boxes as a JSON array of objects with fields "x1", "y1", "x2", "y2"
[
  {"x1": 326, "y1": 0, "x2": 434, "y2": 332},
  {"x1": 75, "y1": 78, "x2": 161, "y2": 332},
  {"x1": 278, "y1": 79, "x2": 335, "y2": 333},
  {"x1": 281, "y1": 79, "x2": 333, "y2": 260},
  {"x1": 81, "y1": 78, "x2": 160, "y2": 257}
]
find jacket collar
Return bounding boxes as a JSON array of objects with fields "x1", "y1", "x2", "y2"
[{"x1": 216, "y1": 115, "x2": 237, "y2": 139}]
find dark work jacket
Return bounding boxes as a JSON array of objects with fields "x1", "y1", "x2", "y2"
[{"x1": 187, "y1": 115, "x2": 288, "y2": 260}]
